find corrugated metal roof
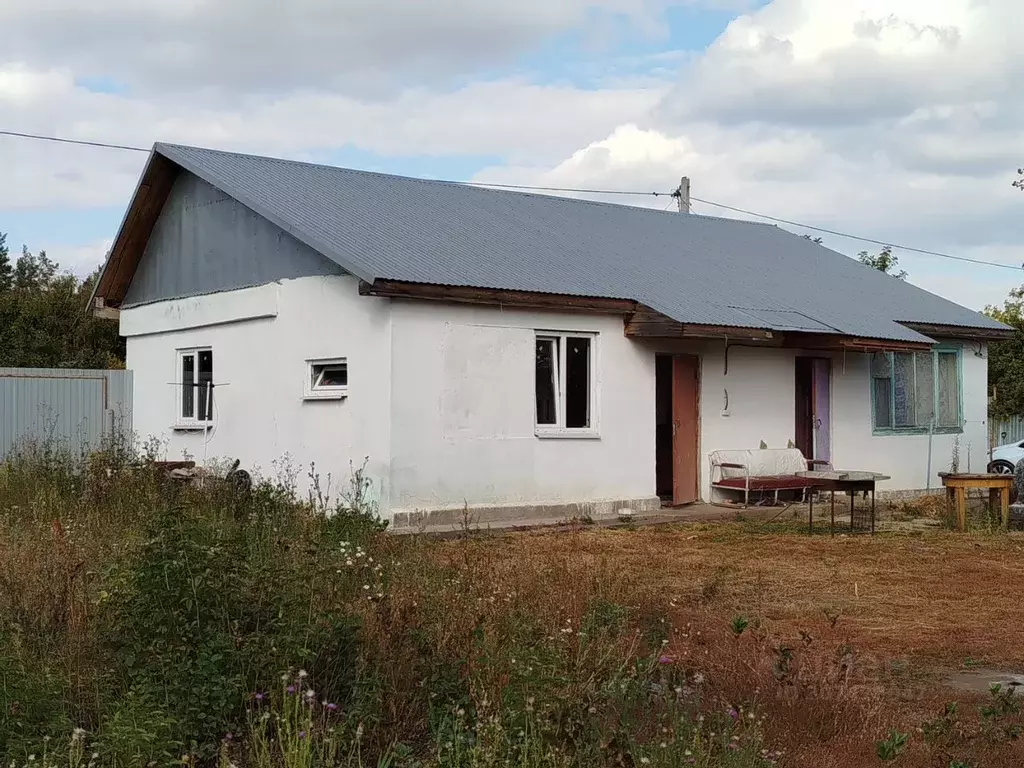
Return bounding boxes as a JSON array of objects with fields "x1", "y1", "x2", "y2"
[{"x1": 155, "y1": 142, "x2": 1007, "y2": 343}]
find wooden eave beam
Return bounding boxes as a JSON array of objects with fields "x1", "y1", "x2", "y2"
[
  {"x1": 623, "y1": 305, "x2": 774, "y2": 341},
  {"x1": 899, "y1": 322, "x2": 1014, "y2": 342},
  {"x1": 92, "y1": 153, "x2": 179, "y2": 312},
  {"x1": 359, "y1": 279, "x2": 638, "y2": 314},
  {"x1": 786, "y1": 332, "x2": 932, "y2": 352}
]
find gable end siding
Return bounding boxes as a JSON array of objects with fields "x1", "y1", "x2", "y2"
[{"x1": 123, "y1": 171, "x2": 344, "y2": 307}]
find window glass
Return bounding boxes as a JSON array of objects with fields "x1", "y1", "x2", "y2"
[
  {"x1": 315, "y1": 363, "x2": 348, "y2": 388},
  {"x1": 565, "y1": 337, "x2": 591, "y2": 428},
  {"x1": 181, "y1": 353, "x2": 195, "y2": 419},
  {"x1": 197, "y1": 350, "x2": 214, "y2": 422},
  {"x1": 937, "y1": 352, "x2": 959, "y2": 428},
  {"x1": 914, "y1": 352, "x2": 935, "y2": 427},
  {"x1": 535, "y1": 338, "x2": 558, "y2": 426},
  {"x1": 893, "y1": 352, "x2": 916, "y2": 427}
]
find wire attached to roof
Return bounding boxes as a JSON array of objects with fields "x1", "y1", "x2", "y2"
[{"x1": 0, "y1": 129, "x2": 149, "y2": 153}]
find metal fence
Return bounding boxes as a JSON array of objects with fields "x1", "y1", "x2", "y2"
[
  {"x1": 0, "y1": 367, "x2": 133, "y2": 462},
  {"x1": 990, "y1": 416, "x2": 1024, "y2": 448}
]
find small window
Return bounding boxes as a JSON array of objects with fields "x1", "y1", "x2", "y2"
[
  {"x1": 176, "y1": 348, "x2": 213, "y2": 426},
  {"x1": 305, "y1": 358, "x2": 348, "y2": 400},
  {"x1": 535, "y1": 332, "x2": 597, "y2": 437}
]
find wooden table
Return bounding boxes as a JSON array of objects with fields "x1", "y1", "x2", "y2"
[
  {"x1": 798, "y1": 471, "x2": 891, "y2": 535},
  {"x1": 938, "y1": 473, "x2": 1013, "y2": 531}
]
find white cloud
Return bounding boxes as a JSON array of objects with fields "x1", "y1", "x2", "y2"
[
  {"x1": 0, "y1": 0, "x2": 714, "y2": 98},
  {"x1": 2, "y1": 0, "x2": 1022, "y2": 310},
  {"x1": 473, "y1": 0, "x2": 1024, "y2": 310},
  {"x1": 44, "y1": 239, "x2": 113, "y2": 278},
  {"x1": 0, "y1": 63, "x2": 664, "y2": 209}
]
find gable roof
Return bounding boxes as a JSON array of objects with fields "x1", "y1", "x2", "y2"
[{"x1": 95, "y1": 142, "x2": 1008, "y2": 343}]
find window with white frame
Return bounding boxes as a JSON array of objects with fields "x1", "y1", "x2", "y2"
[
  {"x1": 305, "y1": 357, "x2": 348, "y2": 399},
  {"x1": 870, "y1": 347, "x2": 962, "y2": 433},
  {"x1": 535, "y1": 332, "x2": 597, "y2": 435},
  {"x1": 177, "y1": 348, "x2": 213, "y2": 425}
]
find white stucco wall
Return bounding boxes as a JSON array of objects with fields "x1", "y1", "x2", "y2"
[
  {"x1": 124, "y1": 276, "x2": 989, "y2": 515},
  {"x1": 123, "y1": 275, "x2": 393, "y2": 507},
  {"x1": 684, "y1": 339, "x2": 988, "y2": 498},
  {"x1": 387, "y1": 301, "x2": 657, "y2": 515}
]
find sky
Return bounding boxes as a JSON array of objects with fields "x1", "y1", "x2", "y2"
[{"x1": 0, "y1": 0, "x2": 1021, "y2": 311}]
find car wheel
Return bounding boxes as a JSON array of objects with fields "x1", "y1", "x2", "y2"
[{"x1": 988, "y1": 460, "x2": 1016, "y2": 475}]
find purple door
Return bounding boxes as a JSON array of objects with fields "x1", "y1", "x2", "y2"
[{"x1": 812, "y1": 359, "x2": 831, "y2": 465}]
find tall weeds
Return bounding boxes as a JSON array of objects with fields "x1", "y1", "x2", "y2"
[{"x1": 0, "y1": 445, "x2": 852, "y2": 766}]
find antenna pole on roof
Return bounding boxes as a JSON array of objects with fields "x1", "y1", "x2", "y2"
[{"x1": 676, "y1": 177, "x2": 691, "y2": 214}]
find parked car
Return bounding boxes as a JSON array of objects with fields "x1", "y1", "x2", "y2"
[{"x1": 988, "y1": 441, "x2": 1024, "y2": 474}]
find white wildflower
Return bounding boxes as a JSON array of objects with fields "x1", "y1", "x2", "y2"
[{"x1": 298, "y1": 669, "x2": 308, "y2": 679}]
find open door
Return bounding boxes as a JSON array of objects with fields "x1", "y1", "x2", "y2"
[
  {"x1": 672, "y1": 354, "x2": 700, "y2": 505},
  {"x1": 795, "y1": 357, "x2": 831, "y2": 465}
]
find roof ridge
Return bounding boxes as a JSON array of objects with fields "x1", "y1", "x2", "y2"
[{"x1": 153, "y1": 141, "x2": 775, "y2": 228}]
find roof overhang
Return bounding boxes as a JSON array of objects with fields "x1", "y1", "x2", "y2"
[
  {"x1": 361, "y1": 280, "x2": 966, "y2": 351},
  {"x1": 898, "y1": 322, "x2": 1013, "y2": 342},
  {"x1": 359, "y1": 279, "x2": 639, "y2": 315},
  {"x1": 90, "y1": 150, "x2": 181, "y2": 313}
]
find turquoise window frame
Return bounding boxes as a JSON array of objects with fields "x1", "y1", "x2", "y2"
[{"x1": 870, "y1": 345, "x2": 963, "y2": 436}]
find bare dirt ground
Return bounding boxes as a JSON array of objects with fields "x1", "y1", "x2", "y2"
[{"x1": 440, "y1": 522, "x2": 1024, "y2": 766}]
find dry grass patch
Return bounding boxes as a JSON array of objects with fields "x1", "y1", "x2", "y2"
[{"x1": 419, "y1": 523, "x2": 1024, "y2": 767}]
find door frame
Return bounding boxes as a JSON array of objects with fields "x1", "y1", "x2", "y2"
[{"x1": 671, "y1": 354, "x2": 700, "y2": 506}]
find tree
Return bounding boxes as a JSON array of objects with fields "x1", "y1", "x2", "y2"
[
  {"x1": 13, "y1": 245, "x2": 58, "y2": 290},
  {"x1": 0, "y1": 233, "x2": 124, "y2": 369},
  {"x1": 858, "y1": 245, "x2": 907, "y2": 280},
  {"x1": 0, "y1": 232, "x2": 11, "y2": 292},
  {"x1": 985, "y1": 286, "x2": 1024, "y2": 417},
  {"x1": 1014, "y1": 167, "x2": 1023, "y2": 191}
]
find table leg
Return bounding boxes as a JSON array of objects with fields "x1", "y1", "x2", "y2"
[
  {"x1": 956, "y1": 488, "x2": 967, "y2": 532},
  {"x1": 830, "y1": 490, "x2": 835, "y2": 537},
  {"x1": 871, "y1": 488, "x2": 876, "y2": 534},
  {"x1": 1001, "y1": 487, "x2": 1011, "y2": 529},
  {"x1": 808, "y1": 490, "x2": 814, "y2": 535},
  {"x1": 850, "y1": 491, "x2": 855, "y2": 532}
]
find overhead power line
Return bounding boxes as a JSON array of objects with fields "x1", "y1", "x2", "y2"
[
  {"x1": 0, "y1": 129, "x2": 149, "y2": 153},
  {"x1": 1, "y1": 127, "x2": 1018, "y2": 271},
  {"x1": 463, "y1": 180, "x2": 668, "y2": 197},
  {"x1": 688, "y1": 196, "x2": 1023, "y2": 271}
]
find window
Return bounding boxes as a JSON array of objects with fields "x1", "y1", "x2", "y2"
[
  {"x1": 535, "y1": 332, "x2": 597, "y2": 436},
  {"x1": 305, "y1": 358, "x2": 348, "y2": 400},
  {"x1": 177, "y1": 348, "x2": 213, "y2": 426},
  {"x1": 871, "y1": 347, "x2": 962, "y2": 433}
]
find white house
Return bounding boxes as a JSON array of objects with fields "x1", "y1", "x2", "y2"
[{"x1": 92, "y1": 143, "x2": 1010, "y2": 524}]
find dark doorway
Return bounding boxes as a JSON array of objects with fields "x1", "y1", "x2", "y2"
[
  {"x1": 795, "y1": 357, "x2": 831, "y2": 464},
  {"x1": 795, "y1": 358, "x2": 814, "y2": 460},
  {"x1": 656, "y1": 354, "x2": 700, "y2": 505}
]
